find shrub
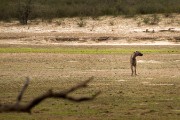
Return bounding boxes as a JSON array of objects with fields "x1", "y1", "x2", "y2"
[
  {"x1": 77, "y1": 18, "x2": 86, "y2": 27},
  {"x1": 143, "y1": 14, "x2": 161, "y2": 25}
]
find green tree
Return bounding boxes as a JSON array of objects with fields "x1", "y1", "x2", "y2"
[{"x1": 17, "y1": 0, "x2": 33, "y2": 25}]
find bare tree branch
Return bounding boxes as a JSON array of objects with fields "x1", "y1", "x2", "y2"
[
  {"x1": 0, "y1": 77, "x2": 100, "y2": 113},
  {"x1": 16, "y1": 77, "x2": 30, "y2": 104}
]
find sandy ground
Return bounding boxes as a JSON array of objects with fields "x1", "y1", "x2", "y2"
[{"x1": 0, "y1": 15, "x2": 180, "y2": 45}]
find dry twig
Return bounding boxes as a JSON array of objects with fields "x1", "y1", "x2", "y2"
[{"x1": 0, "y1": 77, "x2": 100, "y2": 113}]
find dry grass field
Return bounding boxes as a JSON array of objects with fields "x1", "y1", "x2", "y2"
[
  {"x1": 0, "y1": 15, "x2": 180, "y2": 119},
  {"x1": 0, "y1": 45, "x2": 180, "y2": 120}
]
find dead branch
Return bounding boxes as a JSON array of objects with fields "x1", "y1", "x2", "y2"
[
  {"x1": 0, "y1": 77, "x2": 100, "y2": 113},
  {"x1": 16, "y1": 77, "x2": 30, "y2": 105}
]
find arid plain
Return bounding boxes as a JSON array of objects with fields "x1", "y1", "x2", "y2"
[{"x1": 0, "y1": 15, "x2": 180, "y2": 120}]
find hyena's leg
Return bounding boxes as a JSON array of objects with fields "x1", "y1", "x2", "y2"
[
  {"x1": 135, "y1": 66, "x2": 137, "y2": 75},
  {"x1": 131, "y1": 65, "x2": 134, "y2": 76}
]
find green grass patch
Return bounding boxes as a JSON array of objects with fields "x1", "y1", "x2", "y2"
[{"x1": 0, "y1": 47, "x2": 179, "y2": 54}]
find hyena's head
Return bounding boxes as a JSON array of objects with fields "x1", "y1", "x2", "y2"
[{"x1": 134, "y1": 51, "x2": 143, "y2": 56}]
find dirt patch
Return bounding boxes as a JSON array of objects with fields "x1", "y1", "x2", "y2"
[
  {"x1": 138, "y1": 60, "x2": 163, "y2": 63},
  {"x1": 143, "y1": 83, "x2": 175, "y2": 86},
  {"x1": 117, "y1": 80, "x2": 127, "y2": 82}
]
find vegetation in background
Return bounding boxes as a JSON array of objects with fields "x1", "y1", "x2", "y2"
[
  {"x1": 17, "y1": 0, "x2": 33, "y2": 25},
  {"x1": 77, "y1": 17, "x2": 86, "y2": 27},
  {"x1": 0, "y1": 0, "x2": 180, "y2": 24},
  {"x1": 142, "y1": 14, "x2": 161, "y2": 25}
]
